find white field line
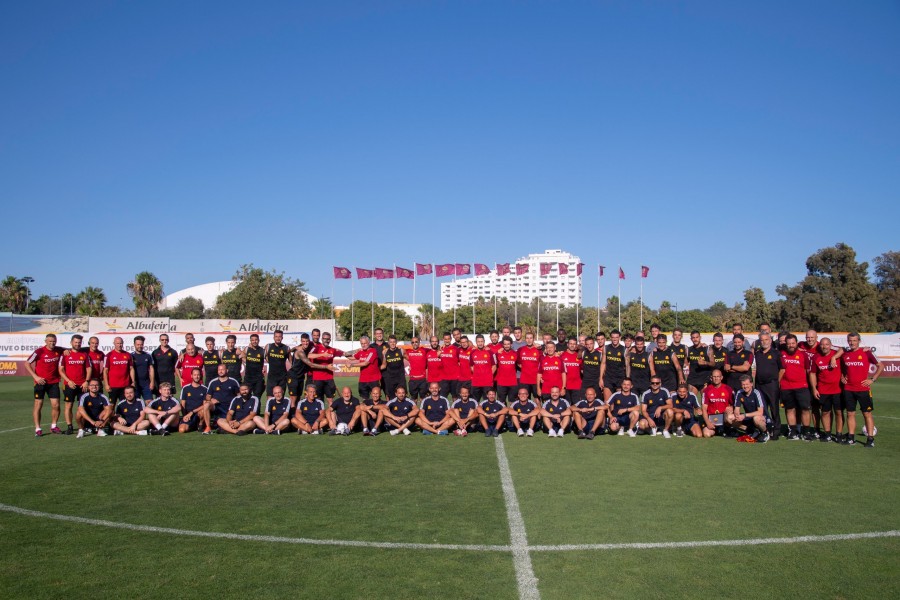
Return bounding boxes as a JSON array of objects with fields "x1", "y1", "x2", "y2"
[
  {"x1": 0, "y1": 503, "x2": 510, "y2": 552},
  {"x1": 0, "y1": 426, "x2": 31, "y2": 434},
  {"x1": 0, "y1": 504, "x2": 896, "y2": 556},
  {"x1": 494, "y1": 436, "x2": 540, "y2": 600}
]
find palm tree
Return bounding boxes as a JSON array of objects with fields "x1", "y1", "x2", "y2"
[
  {"x1": 76, "y1": 286, "x2": 107, "y2": 316},
  {"x1": 311, "y1": 297, "x2": 334, "y2": 319},
  {"x1": 126, "y1": 272, "x2": 164, "y2": 317},
  {"x1": 1, "y1": 276, "x2": 29, "y2": 313}
]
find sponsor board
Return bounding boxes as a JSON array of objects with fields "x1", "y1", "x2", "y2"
[{"x1": 88, "y1": 317, "x2": 170, "y2": 334}]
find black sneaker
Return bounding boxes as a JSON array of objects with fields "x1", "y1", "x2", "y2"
[
  {"x1": 252, "y1": 428, "x2": 266, "y2": 435},
  {"x1": 820, "y1": 433, "x2": 832, "y2": 443},
  {"x1": 787, "y1": 430, "x2": 800, "y2": 441},
  {"x1": 864, "y1": 437, "x2": 875, "y2": 449},
  {"x1": 272, "y1": 429, "x2": 281, "y2": 435},
  {"x1": 236, "y1": 430, "x2": 249, "y2": 436},
  {"x1": 159, "y1": 429, "x2": 170, "y2": 437},
  {"x1": 803, "y1": 431, "x2": 814, "y2": 442},
  {"x1": 759, "y1": 431, "x2": 770, "y2": 443},
  {"x1": 577, "y1": 430, "x2": 586, "y2": 439},
  {"x1": 845, "y1": 436, "x2": 856, "y2": 446},
  {"x1": 586, "y1": 432, "x2": 595, "y2": 440},
  {"x1": 813, "y1": 430, "x2": 821, "y2": 440},
  {"x1": 64, "y1": 424, "x2": 74, "y2": 435}
]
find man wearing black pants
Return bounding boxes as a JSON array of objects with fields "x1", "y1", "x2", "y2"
[{"x1": 754, "y1": 331, "x2": 783, "y2": 439}]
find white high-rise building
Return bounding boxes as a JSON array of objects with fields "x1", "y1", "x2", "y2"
[{"x1": 441, "y1": 249, "x2": 582, "y2": 310}]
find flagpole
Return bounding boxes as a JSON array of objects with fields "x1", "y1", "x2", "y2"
[
  {"x1": 537, "y1": 296, "x2": 540, "y2": 337},
  {"x1": 351, "y1": 278, "x2": 355, "y2": 346},
  {"x1": 391, "y1": 263, "x2": 396, "y2": 335},
  {"x1": 452, "y1": 273, "x2": 457, "y2": 329},
  {"x1": 639, "y1": 268, "x2": 643, "y2": 333},
  {"x1": 494, "y1": 294, "x2": 497, "y2": 330},
  {"x1": 371, "y1": 276, "x2": 375, "y2": 336},
  {"x1": 472, "y1": 298, "x2": 476, "y2": 335},
  {"x1": 431, "y1": 270, "x2": 435, "y2": 339},
  {"x1": 617, "y1": 265, "x2": 622, "y2": 332},
  {"x1": 413, "y1": 269, "x2": 417, "y2": 338},
  {"x1": 597, "y1": 267, "x2": 601, "y2": 333},
  {"x1": 556, "y1": 302, "x2": 559, "y2": 332}
]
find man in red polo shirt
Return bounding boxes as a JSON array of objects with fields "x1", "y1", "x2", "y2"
[
  {"x1": 495, "y1": 337, "x2": 519, "y2": 404},
  {"x1": 86, "y1": 336, "x2": 105, "y2": 387},
  {"x1": 425, "y1": 336, "x2": 443, "y2": 395},
  {"x1": 307, "y1": 331, "x2": 343, "y2": 402},
  {"x1": 487, "y1": 330, "x2": 503, "y2": 355},
  {"x1": 405, "y1": 336, "x2": 428, "y2": 401},
  {"x1": 469, "y1": 335, "x2": 496, "y2": 401},
  {"x1": 345, "y1": 335, "x2": 381, "y2": 401},
  {"x1": 841, "y1": 332, "x2": 883, "y2": 448},
  {"x1": 701, "y1": 369, "x2": 733, "y2": 437},
  {"x1": 438, "y1": 333, "x2": 459, "y2": 399},
  {"x1": 780, "y1": 333, "x2": 813, "y2": 441},
  {"x1": 59, "y1": 334, "x2": 92, "y2": 435},
  {"x1": 800, "y1": 329, "x2": 843, "y2": 437},
  {"x1": 103, "y1": 336, "x2": 135, "y2": 405},
  {"x1": 810, "y1": 337, "x2": 843, "y2": 443},
  {"x1": 517, "y1": 332, "x2": 541, "y2": 399},
  {"x1": 176, "y1": 344, "x2": 204, "y2": 388},
  {"x1": 457, "y1": 335, "x2": 474, "y2": 394},
  {"x1": 24, "y1": 333, "x2": 64, "y2": 437},
  {"x1": 537, "y1": 341, "x2": 565, "y2": 400},
  {"x1": 561, "y1": 337, "x2": 583, "y2": 403}
]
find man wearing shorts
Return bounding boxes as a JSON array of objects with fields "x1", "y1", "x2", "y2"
[
  {"x1": 561, "y1": 337, "x2": 583, "y2": 403},
  {"x1": 469, "y1": 335, "x2": 496, "y2": 401},
  {"x1": 206, "y1": 364, "x2": 242, "y2": 424},
  {"x1": 608, "y1": 378, "x2": 640, "y2": 437},
  {"x1": 75, "y1": 379, "x2": 112, "y2": 438},
  {"x1": 327, "y1": 386, "x2": 361, "y2": 435},
  {"x1": 292, "y1": 385, "x2": 327, "y2": 434},
  {"x1": 670, "y1": 383, "x2": 703, "y2": 437},
  {"x1": 216, "y1": 384, "x2": 259, "y2": 436},
  {"x1": 701, "y1": 370, "x2": 733, "y2": 438},
  {"x1": 780, "y1": 334, "x2": 813, "y2": 441},
  {"x1": 573, "y1": 386, "x2": 607, "y2": 440},
  {"x1": 59, "y1": 334, "x2": 91, "y2": 435},
  {"x1": 449, "y1": 384, "x2": 479, "y2": 436},
  {"x1": 385, "y1": 386, "x2": 419, "y2": 436},
  {"x1": 26, "y1": 334, "x2": 64, "y2": 437},
  {"x1": 131, "y1": 335, "x2": 155, "y2": 402},
  {"x1": 601, "y1": 330, "x2": 627, "y2": 401},
  {"x1": 509, "y1": 386, "x2": 540, "y2": 437},
  {"x1": 540, "y1": 387, "x2": 571, "y2": 438},
  {"x1": 478, "y1": 389, "x2": 508, "y2": 437},
  {"x1": 416, "y1": 384, "x2": 453, "y2": 435},
  {"x1": 840, "y1": 332, "x2": 883, "y2": 448},
  {"x1": 360, "y1": 386, "x2": 386, "y2": 436},
  {"x1": 495, "y1": 337, "x2": 519, "y2": 405},
  {"x1": 145, "y1": 382, "x2": 181, "y2": 435},
  {"x1": 727, "y1": 375, "x2": 770, "y2": 442},
  {"x1": 112, "y1": 386, "x2": 150, "y2": 436},
  {"x1": 405, "y1": 337, "x2": 429, "y2": 401},
  {"x1": 810, "y1": 337, "x2": 842, "y2": 443},
  {"x1": 438, "y1": 332, "x2": 460, "y2": 399},
  {"x1": 254, "y1": 385, "x2": 291, "y2": 434},
  {"x1": 381, "y1": 336, "x2": 408, "y2": 399},
  {"x1": 640, "y1": 377, "x2": 673, "y2": 437},
  {"x1": 516, "y1": 333, "x2": 541, "y2": 399},
  {"x1": 347, "y1": 335, "x2": 381, "y2": 400},
  {"x1": 308, "y1": 331, "x2": 343, "y2": 402},
  {"x1": 179, "y1": 369, "x2": 211, "y2": 434},
  {"x1": 242, "y1": 334, "x2": 266, "y2": 398}
]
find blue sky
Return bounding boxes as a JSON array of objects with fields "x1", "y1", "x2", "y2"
[{"x1": 2, "y1": 1, "x2": 898, "y2": 311}]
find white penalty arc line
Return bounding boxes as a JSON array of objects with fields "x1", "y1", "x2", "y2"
[
  {"x1": 0, "y1": 426, "x2": 31, "y2": 434},
  {"x1": 494, "y1": 436, "x2": 540, "y2": 600},
  {"x1": 0, "y1": 502, "x2": 897, "y2": 554}
]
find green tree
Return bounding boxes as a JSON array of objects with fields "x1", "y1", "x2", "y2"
[
  {"x1": 873, "y1": 250, "x2": 900, "y2": 331},
  {"x1": 216, "y1": 265, "x2": 312, "y2": 320},
  {"x1": 673, "y1": 309, "x2": 716, "y2": 333},
  {"x1": 75, "y1": 286, "x2": 107, "y2": 316},
  {"x1": 311, "y1": 297, "x2": 334, "y2": 320},
  {"x1": 127, "y1": 271, "x2": 164, "y2": 317},
  {"x1": 742, "y1": 287, "x2": 772, "y2": 330},
  {"x1": 337, "y1": 300, "x2": 413, "y2": 340},
  {"x1": 775, "y1": 243, "x2": 879, "y2": 331},
  {"x1": 0, "y1": 276, "x2": 30, "y2": 313},
  {"x1": 168, "y1": 296, "x2": 205, "y2": 319}
]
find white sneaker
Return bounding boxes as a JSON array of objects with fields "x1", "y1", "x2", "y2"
[
  {"x1": 517, "y1": 428, "x2": 524, "y2": 437},
  {"x1": 403, "y1": 428, "x2": 411, "y2": 436},
  {"x1": 390, "y1": 429, "x2": 400, "y2": 436},
  {"x1": 651, "y1": 427, "x2": 658, "y2": 436},
  {"x1": 617, "y1": 429, "x2": 625, "y2": 436},
  {"x1": 113, "y1": 431, "x2": 124, "y2": 436},
  {"x1": 301, "y1": 430, "x2": 309, "y2": 435},
  {"x1": 363, "y1": 428, "x2": 370, "y2": 434},
  {"x1": 137, "y1": 430, "x2": 148, "y2": 436},
  {"x1": 627, "y1": 429, "x2": 637, "y2": 438},
  {"x1": 557, "y1": 430, "x2": 564, "y2": 438},
  {"x1": 76, "y1": 429, "x2": 85, "y2": 439},
  {"x1": 526, "y1": 428, "x2": 534, "y2": 437},
  {"x1": 662, "y1": 429, "x2": 671, "y2": 439},
  {"x1": 96, "y1": 429, "x2": 108, "y2": 437},
  {"x1": 312, "y1": 429, "x2": 320, "y2": 435},
  {"x1": 547, "y1": 429, "x2": 556, "y2": 438}
]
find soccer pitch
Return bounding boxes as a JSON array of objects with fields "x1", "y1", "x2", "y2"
[{"x1": 1, "y1": 376, "x2": 898, "y2": 599}]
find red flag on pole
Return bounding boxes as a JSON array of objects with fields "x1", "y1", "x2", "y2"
[
  {"x1": 618, "y1": 267, "x2": 625, "y2": 279},
  {"x1": 416, "y1": 263, "x2": 433, "y2": 276},
  {"x1": 375, "y1": 268, "x2": 394, "y2": 280},
  {"x1": 516, "y1": 263, "x2": 529, "y2": 275},
  {"x1": 558, "y1": 263, "x2": 569, "y2": 275},
  {"x1": 436, "y1": 264, "x2": 454, "y2": 277},
  {"x1": 455, "y1": 263, "x2": 471, "y2": 276},
  {"x1": 576, "y1": 263, "x2": 584, "y2": 276},
  {"x1": 396, "y1": 266, "x2": 414, "y2": 279},
  {"x1": 496, "y1": 263, "x2": 511, "y2": 276},
  {"x1": 540, "y1": 263, "x2": 552, "y2": 276},
  {"x1": 641, "y1": 265, "x2": 650, "y2": 278},
  {"x1": 356, "y1": 268, "x2": 374, "y2": 279},
  {"x1": 333, "y1": 267, "x2": 351, "y2": 279},
  {"x1": 474, "y1": 263, "x2": 490, "y2": 276},
  {"x1": 598, "y1": 265, "x2": 605, "y2": 277}
]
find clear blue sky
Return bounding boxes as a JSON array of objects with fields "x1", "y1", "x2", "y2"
[{"x1": 2, "y1": 1, "x2": 898, "y2": 311}]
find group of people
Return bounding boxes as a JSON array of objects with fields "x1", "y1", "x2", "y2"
[{"x1": 24, "y1": 323, "x2": 883, "y2": 447}]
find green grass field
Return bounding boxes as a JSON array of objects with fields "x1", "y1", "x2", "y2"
[{"x1": 1, "y1": 375, "x2": 898, "y2": 599}]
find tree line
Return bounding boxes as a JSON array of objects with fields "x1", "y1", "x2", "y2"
[{"x1": 2, "y1": 246, "x2": 898, "y2": 333}]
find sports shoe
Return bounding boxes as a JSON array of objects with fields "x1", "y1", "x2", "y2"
[
  {"x1": 758, "y1": 431, "x2": 770, "y2": 443},
  {"x1": 675, "y1": 428, "x2": 684, "y2": 438},
  {"x1": 787, "y1": 430, "x2": 800, "y2": 441},
  {"x1": 820, "y1": 433, "x2": 832, "y2": 443},
  {"x1": 96, "y1": 429, "x2": 108, "y2": 437},
  {"x1": 362, "y1": 428, "x2": 370, "y2": 436},
  {"x1": 526, "y1": 428, "x2": 533, "y2": 437},
  {"x1": 64, "y1": 424, "x2": 74, "y2": 435},
  {"x1": 627, "y1": 429, "x2": 637, "y2": 438},
  {"x1": 329, "y1": 429, "x2": 339, "y2": 436},
  {"x1": 341, "y1": 429, "x2": 350, "y2": 436},
  {"x1": 113, "y1": 430, "x2": 124, "y2": 436},
  {"x1": 547, "y1": 429, "x2": 556, "y2": 438},
  {"x1": 76, "y1": 429, "x2": 84, "y2": 439},
  {"x1": 34, "y1": 429, "x2": 42, "y2": 438},
  {"x1": 651, "y1": 427, "x2": 658, "y2": 436},
  {"x1": 493, "y1": 428, "x2": 501, "y2": 437},
  {"x1": 662, "y1": 429, "x2": 671, "y2": 439},
  {"x1": 586, "y1": 432, "x2": 595, "y2": 440},
  {"x1": 370, "y1": 429, "x2": 379, "y2": 436},
  {"x1": 517, "y1": 428, "x2": 525, "y2": 437},
  {"x1": 864, "y1": 437, "x2": 875, "y2": 449},
  {"x1": 460, "y1": 429, "x2": 468, "y2": 437},
  {"x1": 617, "y1": 429, "x2": 625, "y2": 436},
  {"x1": 51, "y1": 425, "x2": 62, "y2": 434},
  {"x1": 203, "y1": 426, "x2": 212, "y2": 434},
  {"x1": 253, "y1": 428, "x2": 266, "y2": 435},
  {"x1": 484, "y1": 428, "x2": 492, "y2": 437},
  {"x1": 557, "y1": 430, "x2": 564, "y2": 438},
  {"x1": 312, "y1": 429, "x2": 321, "y2": 435},
  {"x1": 423, "y1": 430, "x2": 433, "y2": 436},
  {"x1": 402, "y1": 428, "x2": 411, "y2": 436},
  {"x1": 273, "y1": 429, "x2": 282, "y2": 435},
  {"x1": 390, "y1": 429, "x2": 400, "y2": 436},
  {"x1": 137, "y1": 430, "x2": 149, "y2": 436},
  {"x1": 577, "y1": 430, "x2": 586, "y2": 439},
  {"x1": 844, "y1": 436, "x2": 856, "y2": 446},
  {"x1": 438, "y1": 430, "x2": 449, "y2": 436},
  {"x1": 159, "y1": 429, "x2": 170, "y2": 436},
  {"x1": 803, "y1": 431, "x2": 814, "y2": 442}
]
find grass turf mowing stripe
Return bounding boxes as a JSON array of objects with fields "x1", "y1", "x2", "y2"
[
  {"x1": 494, "y1": 436, "x2": 540, "y2": 600},
  {"x1": 0, "y1": 502, "x2": 511, "y2": 552}
]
